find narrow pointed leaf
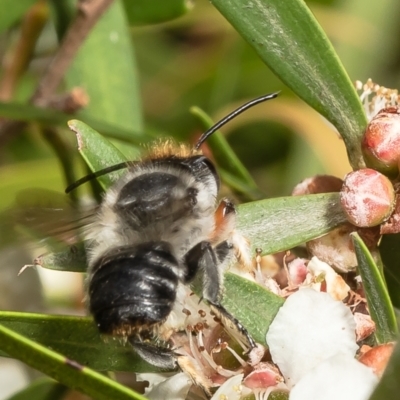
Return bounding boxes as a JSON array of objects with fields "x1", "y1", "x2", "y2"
[
  {"x1": 210, "y1": 0, "x2": 367, "y2": 168},
  {"x1": 0, "y1": 312, "x2": 158, "y2": 373},
  {"x1": 37, "y1": 193, "x2": 348, "y2": 272},
  {"x1": 0, "y1": 321, "x2": 147, "y2": 400},
  {"x1": 65, "y1": 1, "x2": 143, "y2": 135},
  {"x1": 7, "y1": 379, "x2": 67, "y2": 400},
  {"x1": 369, "y1": 340, "x2": 400, "y2": 400},
  {"x1": 238, "y1": 193, "x2": 348, "y2": 255},
  {"x1": 68, "y1": 120, "x2": 128, "y2": 189},
  {"x1": 351, "y1": 232, "x2": 398, "y2": 343},
  {"x1": 35, "y1": 244, "x2": 87, "y2": 272},
  {"x1": 222, "y1": 273, "x2": 284, "y2": 345},
  {"x1": 379, "y1": 233, "x2": 400, "y2": 309}
]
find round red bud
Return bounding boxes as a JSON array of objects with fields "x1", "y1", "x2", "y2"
[
  {"x1": 340, "y1": 169, "x2": 395, "y2": 227},
  {"x1": 362, "y1": 106, "x2": 400, "y2": 178}
]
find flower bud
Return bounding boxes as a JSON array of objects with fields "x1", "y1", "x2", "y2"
[
  {"x1": 340, "y1": 169, "x2": 395, "y2": 227},
  {"x1": 362, "y1": 107, "x2": 400, "y2": 178},
  {"x1": 358, "y1": 343, "x2": 394, "y2": 377}
]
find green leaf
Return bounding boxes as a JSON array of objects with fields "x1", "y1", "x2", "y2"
[
  {"x1": 238, "y1": 193, "x2": 348, "y2": 255},
  {"x1": 65, "y1": 0, "x2": 143, "y2": 135},
  {"x1": 0, "y1": 312, "x2": 158, "y2": 373},
  {"x1": 35, "y1": 244, "x2": 87, "y2": 272},
  {"x1": 0, "y1": 0, "x2": 37, "y2": 33},
  {"x1": 122, "y1": 0, "x2": 192, "y2": 25},
  {"x1": 190, "y1": 106, "x2": 263, "y2": 201},
  {"x1": 36, "y1": 193, "x2": 347, "y2": 272},
  {"x1": 35, "y1": 193, "x2": 347, "y2": 272},
  {"x1": 222, "y1": 273, "x2": 284, "y2": 345},
  {"x1": 351, "y1": 232, "x2": 398, "y2": 344},
  {"x1": 7, "y1": 379, "x2": 67, "y2": 400},
  {"x1": 0, "y1": 101, "x2": 147, "y2": 143},
  {"x1": 68, "y1": 120, "x2": 128, "y2": 189},
  {"x1": 0, "y1": 321, "x2": 147, "y2": 400},
  {"x1": 369, "y1": 340, "x2": 400, "y2": 400},
  {"x1": 379, "y1": 233, "x2": 400, "y2": 309},
  {"x1": 210, "y1": 0, "x2": 367, "y2": 169}
]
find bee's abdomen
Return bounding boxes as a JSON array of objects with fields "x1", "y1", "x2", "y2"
[{"x1": 88, "y1": 242, "x2": 179, "y2": 336}]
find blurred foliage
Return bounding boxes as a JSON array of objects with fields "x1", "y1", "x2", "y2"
[
  {"x1": 0, "y1": 0, "x2": 356, "y2": 210},
  {"x1": 1, "y1": 0, "x2": 400, "y2": 398},
  {"x1": 2, "y1": 0, "x2": 400, "y2": 210}
]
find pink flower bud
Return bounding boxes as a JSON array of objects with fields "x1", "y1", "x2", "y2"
[
  {"x1": 340, "y1": 169, "x2": 395, "y2": 227},
  {"x1": 362, "y1": 107, "x2": 400, "y2": 177}
]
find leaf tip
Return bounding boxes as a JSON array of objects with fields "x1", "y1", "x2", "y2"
[{"x1": 67, "y1": 120, "x2": 85, "y2": 151}]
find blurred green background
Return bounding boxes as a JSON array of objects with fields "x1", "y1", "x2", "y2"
[{"x1": 4, "y1": 0, "x2": 400, "y2": 213}]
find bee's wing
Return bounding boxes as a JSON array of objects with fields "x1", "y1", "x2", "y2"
[{"x1": 4, "y1": 188, "x2": 97, "y2": 252}]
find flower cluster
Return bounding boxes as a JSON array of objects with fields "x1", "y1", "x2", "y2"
[
  {"x1": 136, "y1": 79, "x2": 397, "y2": 400},
  {"x1": 137, "y1": 251, "x2": 387, "y2": 400}
]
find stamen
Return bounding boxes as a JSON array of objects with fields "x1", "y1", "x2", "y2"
[
  {"x1": 196, "y1": 329, "x2": 205, "y2": 352},
  {"x1": 182, "y1": 308, "x2": 191, "y2": 316},
  {"x1": 283, "y1": 251, "x2": 292, "y2": 287},
  {"x1": 254, "y1": 248, "x2": 264, "y2": 283},
  {"x1": 201, "y1": 349, "x2": 237, "y2": 378},
  {"x1": 355, "y1": 78, "x2": 400, "y2": 121},
  {"x1": 224, "y1": 343, "x2": 248, "y2": 367}
]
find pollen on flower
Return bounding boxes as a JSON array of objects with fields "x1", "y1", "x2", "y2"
[{"x1": 355, "y1": 78, "x2": 400, "y2": 121}]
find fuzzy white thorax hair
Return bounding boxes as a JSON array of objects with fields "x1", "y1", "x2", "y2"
[{"x1": 85, "y1": 160, "x2": 219, "y2": 272}]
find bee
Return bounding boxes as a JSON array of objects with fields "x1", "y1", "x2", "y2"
[{"x1": 63, "y1": 93, "x2": 278, "y2": 371}]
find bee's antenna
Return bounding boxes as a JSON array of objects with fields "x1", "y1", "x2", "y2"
[
  {"x1": 66, "y1": 92, "x2": 279, "y2": 193},
  {"x1": 194, "y1": 92, "x2": 279, "y2": 151},
  {"x1": 65, "y1": 161, "x2": 130, "y2": 194}
]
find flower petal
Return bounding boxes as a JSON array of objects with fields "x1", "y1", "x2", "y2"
[
  {"x1": 210, "y1": 374, "x2": 250, "y2": 400},
  {"x1": 290, "y1": 354, "x2": 378, "y2": 400},
  {"x1": 145, "y1": 372, "x2": 192, "y2": 400},
  {"x1": 306, "y1": 256, "x2": 350, "y2": 300},
  {"x1": 266, "y1": 288, "x2": 358, "y2": 387}
]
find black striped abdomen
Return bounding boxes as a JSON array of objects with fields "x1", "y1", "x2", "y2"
[{"x1": 88, "y1": 242, "x2": 179, "y2": 335}]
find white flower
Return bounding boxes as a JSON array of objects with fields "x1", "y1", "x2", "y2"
[
  {"x1": 138, "y1": 372, "x2": 192, "y2": 400},
  {"x1": 305, "y1": 256, "x2": 350, "y2": 300},
  {"x1": 355, "y1": 79, "x2": 399, "y2": 121},
  {"x1": 210, "y1": 374, "x2": 251, "y2": 400},
  {"x1": 290, "y1": 354, "x2": 378, "y2": 400},
  {"x1": 266, "y1": 288, "x2": 358, "y2": 388}
]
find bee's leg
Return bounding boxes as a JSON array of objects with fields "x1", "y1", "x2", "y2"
[
  {"x1": 130, "y1": 339, "x2": 213, "y2": 394},
  {"x1": 211, "y1": 198, "x2": 236, "y2": 244},
  {"x1": 184, "y1": 241, "x2": 256, "y2": 351},
  {"x1": 128, "y1": 339, "x2": 179, "y2": 370},
  {"x1": 213, "y1": 199, "x2": 253, "y2": 271}
]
